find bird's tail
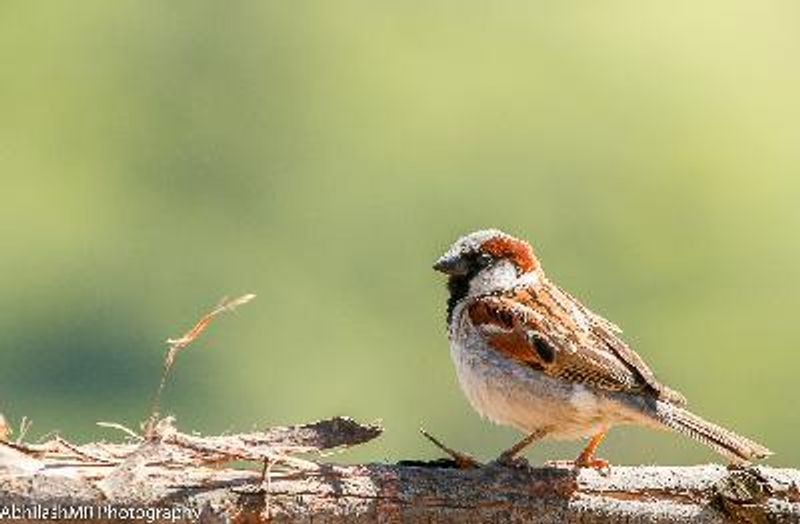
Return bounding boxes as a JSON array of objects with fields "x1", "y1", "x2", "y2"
[{"x1": 655, "y1": 401, "x2": 772, "y2": 463}]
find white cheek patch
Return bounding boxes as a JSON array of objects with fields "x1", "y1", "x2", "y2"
[
  {"x1": 516, "y1": 270, "x2": 540, "y2": 288},
  {"x1": 468, "y1": 261, "x2": 528, "y2": 296}
]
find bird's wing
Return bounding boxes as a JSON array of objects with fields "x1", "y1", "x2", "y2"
[
  {"x1": 467, "y1": 284, "x2": 685, "y2": 404},
  {"x1": 555, "y1": 284, "x2": 686, "y2": 405}
]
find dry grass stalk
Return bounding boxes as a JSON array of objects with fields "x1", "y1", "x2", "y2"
[{"x1": 146, "y1": 293, "x2": 256, "y2": 433}]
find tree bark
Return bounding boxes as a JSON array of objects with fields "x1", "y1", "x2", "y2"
[{"x1": 0, "y1": 417, "x2": 797, "y2": 523}]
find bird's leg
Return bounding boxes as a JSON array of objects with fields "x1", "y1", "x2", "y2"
[
  {"x1": 420, "y1": 428, "x2": 481, "y2": 469},
  {"x1": 573, "y1": 430, "x2": 609, "y2": 469},
  {"x1": 493, "y1": 428, "x2": 549, "y2": 467}
]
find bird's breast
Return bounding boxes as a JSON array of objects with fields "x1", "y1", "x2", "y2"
[{"x1": 448, "y1": 312, "x2": 623, "y2": 440}]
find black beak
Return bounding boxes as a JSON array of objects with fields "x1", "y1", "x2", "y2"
[{"x1": 433, "y1": 254, "x2": 469, "y2": 276}]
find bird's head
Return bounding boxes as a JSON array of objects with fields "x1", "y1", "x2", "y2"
[{"x1": 434, "y1": 229, "x2": 541, "y2": 317}]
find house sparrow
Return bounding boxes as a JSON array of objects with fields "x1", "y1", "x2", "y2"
[{"x1": 434, "y1": 229, "x2": 771, "y2": 467}]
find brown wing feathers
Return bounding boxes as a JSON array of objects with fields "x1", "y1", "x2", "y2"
[
  {"x1": 552, "y1": 284, "x2": 687, "y2": 405},
  {"x1": 467, "y1": 284, "x2": 683, "y2": 402}
]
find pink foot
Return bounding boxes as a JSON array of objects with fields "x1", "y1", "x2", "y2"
[
  {"x1": 545, "y1": 457, "x2": 611, "y2": 473},
  {"x1": 575, "y1": 457, "x2": 610, "y2": 469}
]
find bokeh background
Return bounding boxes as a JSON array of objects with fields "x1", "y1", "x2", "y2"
[{"x1": 1, "y1": 2, "x2": 798, "y2": 466}]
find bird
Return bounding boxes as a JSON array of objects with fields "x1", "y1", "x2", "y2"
[{"x1": 433, "y1": 229, "x2": 771, "y2": 467}]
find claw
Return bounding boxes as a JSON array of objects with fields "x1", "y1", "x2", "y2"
[
  {"x1": 573, "y1": 430, "x2": 609, "y2": 472},
  {"x1": 544, "y1": 457, "x2": 611, "y2": 475},
  {"x1": 543, "y1": 430, "x2": 611, "y2": 474},
  {"x1": 575, "y1": 456, "x2": 610, "y2": 469}
]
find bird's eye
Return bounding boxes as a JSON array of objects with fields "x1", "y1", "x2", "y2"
[{"x1": 477, "y1": 253, "x2": 494, "y2": 267}]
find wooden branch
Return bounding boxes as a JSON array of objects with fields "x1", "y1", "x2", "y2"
[{"x1": 0, "y1": 418, "x2": 797, "y2": 523}]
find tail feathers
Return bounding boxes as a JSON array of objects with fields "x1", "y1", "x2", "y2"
[
  {"x1": 659, "y1": 385, "x2": 687, "y2": 407},
  {"x1": 656, "y1": 402, "x2": 772, "y2": 463}
]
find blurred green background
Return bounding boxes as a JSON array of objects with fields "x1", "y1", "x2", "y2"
[{"x1": 1, "y1": 1, "x2": 797, "y2": 466}]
